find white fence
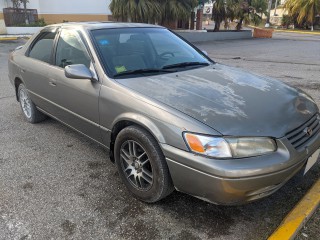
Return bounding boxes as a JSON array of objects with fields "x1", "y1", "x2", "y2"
[{"x1": 6, "y1": 27, "x2": 43, "y2": 34}]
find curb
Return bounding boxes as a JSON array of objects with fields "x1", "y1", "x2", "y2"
[
  {"x1": 268, "y1": 179, "x2": 320, "y2": 240},
  {"x1": 274, "y1": 30, "x2": 320, "y2": 35},
  {"x1": 0, "y1": 35, "x2": 31, "y2": 41},
  {"x1": 247, "y1": 25, "x2": 320, "y2": 35},
  {"x1": 0, "y1": 37, "x2": 18, "y2": 41}
]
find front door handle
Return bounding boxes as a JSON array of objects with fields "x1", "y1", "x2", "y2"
[{"x1": 49, "y1": 79, "x2": 57, "y2": 87}]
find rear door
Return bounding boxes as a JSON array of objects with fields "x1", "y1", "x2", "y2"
[
  {"x1": 48, "y1": 28, "x2": 102, "y2": 142},
  {"x1": 21, "y1": 29, "x2": 58, "y2": 113}
]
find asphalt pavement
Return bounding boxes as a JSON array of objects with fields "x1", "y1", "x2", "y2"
[{"x1": 0, "y1": 32, "x2": 319, "y2": 240}]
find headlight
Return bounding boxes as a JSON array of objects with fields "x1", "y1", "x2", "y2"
[
  {"x1": 184, "y1": 133, "x2": 277, "y2": 158},
  {"x1": 226, "y1": 137, "x2": 277, "y2": 158}
]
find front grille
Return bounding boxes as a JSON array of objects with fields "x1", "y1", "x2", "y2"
[{"x1": 286, "y1": 114, "x2": 320, "y2": 150}]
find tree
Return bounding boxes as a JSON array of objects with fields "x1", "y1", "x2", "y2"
[
  {"x1": 212, "y1": 0, "x2": 227, "y2": 31},
  {"x1": 284, "y1": 0, "x2": 320, "y2": 31},
  {"x1": 251, "y1": 0, "x2": 267, "y2": 18},
  {"x1": 110, "y1": 0, "x2": 197, "y2": 24},
  {"x1": 20, "y1": 0, "x2": 29, "y2": 24},
  {"x1": 281, "y1": 14, "x2": 294, "y2": 28},
  {"x1": 229, "y1": 0, "x2": 251, "y2": 31},
  {"x1": 110, "y1": 0, "x2": 161, "y2": 23},
  {"x1": 11, "y1": 0, "x2": 29, "y2": 24},
  {"x1": 11, "y1": 0, "x2": 21, "y2": 9},
  {"x1": 229, "y1": 0, "x2": 268, "y2": 30},
  {"x1": 160, "y1": 0, "x2": 198, "y2": 24}
]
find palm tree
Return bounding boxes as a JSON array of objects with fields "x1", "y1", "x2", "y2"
[
  {"x1": 284, "y1": 0, "x2": 320, "y2": 31},
  {"x1": 109, "y1": 0, "x2": 127, "y2": 21},
  {"x1": 110, "y1": 0, "x2": 197, "y2": 25},
  {"x1": 212, "y1": 0, "x2": 228, "y2": 31},
  {"x1": 160, "y1": 0, "x2": 198, "y2": 24},
  {"x1": 110, "y1": 0, "x2": 161, "y2": 23},
  {"x1": 251, "y1": 0, "x2": 267, "y2": 18}
]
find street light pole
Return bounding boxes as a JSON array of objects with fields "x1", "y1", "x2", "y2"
[{"x1": 265, "y1": 0, "x2": 272, "y2": 27}]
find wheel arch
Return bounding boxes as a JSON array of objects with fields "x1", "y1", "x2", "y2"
[
  {"x1": 109, "y1": 114, "x2": 166, "y2": 162},
  {"x1": 14, "y1": 77, "x2": 24, "y2": 102}
]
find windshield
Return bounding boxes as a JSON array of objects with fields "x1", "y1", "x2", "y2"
[{"x1": 91, "y1": 28, "x2": 212, "y2": 78}]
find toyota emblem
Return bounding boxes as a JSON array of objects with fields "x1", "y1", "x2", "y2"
[{"x1": 303, "y1": 127, "x2": 313, "y2": 136}]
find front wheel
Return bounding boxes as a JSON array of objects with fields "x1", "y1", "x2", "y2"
[
  {"x1": 18, "y1": 83, "x2": 47, "y2": 123},
  {"x1": 115, "y1": 125, "x2": 174, "y2": 203}
]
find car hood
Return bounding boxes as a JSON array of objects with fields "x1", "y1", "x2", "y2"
[{"x1": 117, "y1": 64, "x2": 318, "y2": 138}]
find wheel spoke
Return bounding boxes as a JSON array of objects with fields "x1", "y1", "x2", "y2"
[
  {"x1": 128, "y1": 141, "x2": 134, "y2": 156},
  {"x1": 136, "y1": 175, "x2": 142, "y2": 188},
  {"x1": 132, "y1": 174, "x2": 139, "y2": 186},
  {"x1": 137, "y1": 151, "x2": 146, "y2": 160},
  {"x1": 121, "y1": 149, "x2": 130, "y2": 159},
  {"x1": 132, "y1": 141, "x2": 137, "y2": 157},
  {"x1": 142, "y1": 169, "x2": 153, "y2": 180},
  {"x1": 141, "y1": 172, "x2": 152, "y2": 184},
  {"x1": 141, "y1": 158, "x2": 149, "y2": 166},
  {"x1": 20, "y1": 90, "x2": 25, "y2": 99},
  {"x1": 126, "y1": 168, "x2": 135, "y2": 178},
  {"x1": 121, "y1": 150, "x2": 132, "y2": 165},
  {"x1": 124, "y1": 164, "x2": 134, "y2": 173}
]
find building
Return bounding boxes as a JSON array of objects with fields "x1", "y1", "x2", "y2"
[{"x1": 0, "y1": 0, "x2": 112, "y2": 33}]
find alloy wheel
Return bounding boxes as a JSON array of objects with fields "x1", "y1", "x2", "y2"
[
  {"x1": 19, "y1": 88, "x2": 32, "y2": 119},
  {"x1": 120, "y1": 140, "x2": 153, "y2": 191}
]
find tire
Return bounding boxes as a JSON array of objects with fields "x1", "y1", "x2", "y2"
[
  {"x1": 115, "y1": 125, "x2": 174, "y2": 203},
  {"x1": 18, "y1": 83, "x2": 47, "y2": 123}
]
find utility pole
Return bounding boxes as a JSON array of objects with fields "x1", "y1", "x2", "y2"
[{"x1": 265, "y1": 0, "x2": 272, "y2": 27}]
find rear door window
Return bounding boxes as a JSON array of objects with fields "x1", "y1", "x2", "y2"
[{"x1": 29, "y1": 32, "x2": 56, "y2": 64}]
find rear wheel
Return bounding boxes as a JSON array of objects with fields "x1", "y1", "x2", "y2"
[
  {"x1": 115, "y1": 125, "x2": 174, "y2": 203},
  {"x1": 18, "y1": 83, "x2": 47, "y2": 123}
]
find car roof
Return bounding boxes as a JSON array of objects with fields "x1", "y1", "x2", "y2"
[{"x1": 45, "y1": 21, "x2": 165, "y2": 31}]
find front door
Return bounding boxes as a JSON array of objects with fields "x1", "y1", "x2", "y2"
[{"x1": 48, "y1": 29, "x2": 102, "y2": 143}]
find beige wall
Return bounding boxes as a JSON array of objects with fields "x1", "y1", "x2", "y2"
[
  {"x1": 0, "y1": 13, "x2": 6, "y2": 34},
  {"x1": 39, "y1": 14, "x2": 112, "y2": 24}
]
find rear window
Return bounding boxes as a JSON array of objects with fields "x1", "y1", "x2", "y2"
[{"x1": 29, "y1": 32, "x2": 56, "y2": 64}]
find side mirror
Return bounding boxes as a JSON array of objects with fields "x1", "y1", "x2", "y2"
[
  {"x1": 65, "y1": 64, "x2": 95, "y2": 80},
  {"x1": 202, "y1": 50, "x2": 208, "y2": 56}
]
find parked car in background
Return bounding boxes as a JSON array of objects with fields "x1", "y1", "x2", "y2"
[{"x1": 8, "y1": 22, "x2": 320, "y2": 205}]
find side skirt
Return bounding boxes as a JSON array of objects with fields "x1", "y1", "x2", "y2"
[{"x1": 37, "y1": 107, "x2": 110, "y2": 150}]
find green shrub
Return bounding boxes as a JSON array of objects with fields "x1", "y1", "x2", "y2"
[
  {"x1": 281, "y1": 15, "x2": 293, "y2": 28},
  {"x1": 15, "y1": 18, "x2": 47, "y2": 27},
  {"x1": 251, "y1": 14, "x2": 262, "y2": 26}
]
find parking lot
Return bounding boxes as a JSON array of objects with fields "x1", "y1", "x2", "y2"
[{"x1": 0, "y1": 32, "x2": 319, "y2": 240}]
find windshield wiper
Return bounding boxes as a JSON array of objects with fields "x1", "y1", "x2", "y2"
[
  {"x1": 113, "y1": 68, "x2": 175, "y2": 78},
  {"x1": 162, "y1": 62, "x2": 210, "y2": 70}
]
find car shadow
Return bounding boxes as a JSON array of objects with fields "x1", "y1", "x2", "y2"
[{"x1": 34, "y1": 117, "x2": 320, "y2": 239}]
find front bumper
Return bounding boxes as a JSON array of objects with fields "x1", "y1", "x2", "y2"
[{"x1": 162, "y1": 133, "x2": 320, "y2": 205}]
